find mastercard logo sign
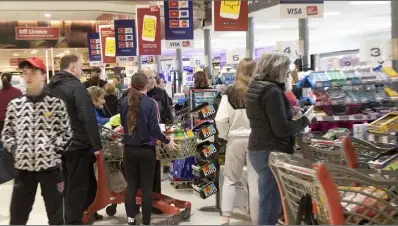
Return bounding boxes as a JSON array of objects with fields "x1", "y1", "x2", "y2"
[{"x1": 181, "y1": 20, "x2": 188, "y2": 27}]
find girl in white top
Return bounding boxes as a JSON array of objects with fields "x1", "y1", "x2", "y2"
[{"x1": 215, "y1": 58, "x2": 259, "y2": 225}]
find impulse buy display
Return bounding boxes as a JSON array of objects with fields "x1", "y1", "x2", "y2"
[{"x1": 190, "y1": 104, "x2": 221, "y2": 199}]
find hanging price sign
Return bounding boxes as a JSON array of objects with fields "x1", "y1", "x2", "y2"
[
  {"x1": 276, "y1": 40, "x2": 301, "y2": 61},
  {"x1": 226, "y1": 48, "x2": 245, "y2": 64},
  {"x1": 359, "y1": 40, "x2": 392, "y2": 63}
]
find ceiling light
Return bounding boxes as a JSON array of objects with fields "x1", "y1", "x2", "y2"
[
  {"x1": 349, "y1": 1, "x2": 389, "y2": 5},
  {"x1": 255, "y1": 25, "x2": 281, "y2": 29},
  {"x1": 44, "y1": 13, "x2": 51, "y2": 18},
  {"x1": 12, "y1": 53, "x2": 19, "y2": 57},
  {"x1": 324, "y1": 12, "x2": 342, "y2": 16}
]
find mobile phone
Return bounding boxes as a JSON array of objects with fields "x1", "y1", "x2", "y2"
[
  {"x1": 142, "y1": 14, "x2": 157, "y2": 42},
  {"x1": 219, "y1": 0, "x2": 241, "y2": 20},
  {"x1": 105, "y1": 37, "x2": 116, "y2": 57}
]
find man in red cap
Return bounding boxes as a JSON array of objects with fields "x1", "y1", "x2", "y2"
[{"x1": 1, "y1": 57, "x2": 72, "y2": 225}]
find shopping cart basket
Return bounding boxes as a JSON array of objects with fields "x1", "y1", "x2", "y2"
[
  {"x1": 298, "y1": 132, "x2": 392, "y2": 168},
  {"x1": 269, "y1": 152, "x2": 398, "y2": 225},
  {"x1": 83, "y1": 125, "x2": 192, "y2": 225},
  {"x1": 156, "y1": 135, "x2": 197, "y2": 160}
]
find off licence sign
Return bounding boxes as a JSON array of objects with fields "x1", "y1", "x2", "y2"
[{"x1": 15, "y1": 27, "x2": 60, "y2": 40}]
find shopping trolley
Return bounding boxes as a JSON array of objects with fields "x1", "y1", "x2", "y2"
[
  {"x1": 298, "y1": 132, "x2": 392, "y2": 168},
  {"x1": 269, "y1": 152, "x2": 398, "y2": 225},
  {"x1": 82, "y1": 125, "x2": 196, "y2": 225}
]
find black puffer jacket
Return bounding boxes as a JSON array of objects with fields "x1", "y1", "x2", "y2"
[
  {"x1": 245, "y1": 80, "x2": 309, "y2": 154},
  {"x1": 47, "y1": 71, "x2": 102, "y2": 151}
]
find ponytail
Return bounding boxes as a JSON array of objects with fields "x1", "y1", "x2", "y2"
[
  {"x1": 1, "y1": 73, "x2": 12, "y2": 89},
  {"x1": 127, "y1": 72, "x2": 149, "y2": 135},
  {"x1": 127, "y1": 87, "x2": 140, "y2": 135}
]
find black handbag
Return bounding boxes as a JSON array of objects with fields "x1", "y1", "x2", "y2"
[{"x1": 0, "y1": 145, "x2": 15, "y2": 184}]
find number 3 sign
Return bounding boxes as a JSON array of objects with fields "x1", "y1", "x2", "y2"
[
  {"x1": 359, "y1": 40, "x2": 392, "y2": 63},
  {"x1": 276, "y1": 40, "x2": 301, "y2": 61}
]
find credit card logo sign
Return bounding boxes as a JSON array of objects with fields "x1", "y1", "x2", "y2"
[
  {"x1": 202, "y1": 144, "x2": 217, "y2": 158},
  {"x1": 307, "y1": 6, "x2": 318, "y2": 16},
  {"x1": 201, "y1": 105, "x2": 216, "y2": 118},
  {"x1": 202, "y1": 163, "x2": 217, "y2": 177},
  {"x1": 203, "y1": 183, "x2": 217, "y2": 198},
  {"x1": 201, "y1": 124, "x2": 216, "y2": 139}
]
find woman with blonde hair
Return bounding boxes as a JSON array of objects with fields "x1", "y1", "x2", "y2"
[
  {"x1": 215, "y1": 58, "x2": 259, "y2": 225},
  {"x1": 245, "y1": 53, "x2": 314, "y2": 225}
]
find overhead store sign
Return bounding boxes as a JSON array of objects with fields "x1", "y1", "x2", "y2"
[
  {"x1": 280, "y1": 0, "x2": 324, "y2": 19},
  {"x1": 164, "y1": 0, "x2": 194, "y2": 49},
  {"x1": 99, "y1": 25, "x2": 116, "y2": 64},
  {"x1": 136, "y1": 5, "x2": 162, "y2": 55},
  {"x1": 15, "y1": 27, "x2": 60, "y2": 40},
  {"x1": 226, "y1": 49, "x2": 245, "y2": 65},
  {"x1": 114, "y1": 20, "x2": 137, "y2": 60},
  {"x1": 87, "y1": 32, "x2": 102, "y2": 65},
  {"x1": 359, "y1": 40, "x2": 392, "y2": 63},
  {"x1": 276, "y1": 40, "x2": 302, "y2": 61},
  {"x1": 213, "y1": 1, "x2": 248, "y2": 31}
]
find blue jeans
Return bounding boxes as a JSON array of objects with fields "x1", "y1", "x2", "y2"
[{"x1": 249, "y1": 150, "x2": 282, "y2": 225}]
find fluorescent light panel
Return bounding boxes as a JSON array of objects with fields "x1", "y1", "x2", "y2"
[
  {"x1": 324, "y1": 12, "x2": 342, "y2": 16},
  {"x1": 349, "y1": 1, "x2": 389, "y2": 5}
]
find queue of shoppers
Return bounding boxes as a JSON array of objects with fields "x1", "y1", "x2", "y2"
[{"x1": 0, "y1": 52, "x2": 312, "y2": 225}]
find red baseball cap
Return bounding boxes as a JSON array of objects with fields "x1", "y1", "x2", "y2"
[{"x1": 18, "y1": 57, "x2": 47, "y2": 73}]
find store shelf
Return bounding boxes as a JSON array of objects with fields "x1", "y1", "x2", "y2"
[
  {"x1": 313, "y1": 79, "x2": 389, "y2": 89},
  {"x1": 315, "y1": 114, "x2": 381, "y2": 122},
  {"x1": 365, "y1": 131, "x2": 398, "y2": 145}
]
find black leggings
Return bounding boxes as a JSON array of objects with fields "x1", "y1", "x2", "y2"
[{"x1": 124, "y1": 145, "x2": 156, "y2": 225}]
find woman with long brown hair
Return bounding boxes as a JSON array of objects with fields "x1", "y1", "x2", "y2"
[
  {"x1": 193, "y1": 71, "x2": 210, "y2": 89},
  {"x1": 215, "y1": 58, "x2": 259, "y2": 225},
  {"x1": 119, "y1": 72, "x2": 176, "y2": 225}
]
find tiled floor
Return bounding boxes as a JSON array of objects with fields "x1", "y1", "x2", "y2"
[{"x1": 0, "y1": 180, "x2": 250, "y2": 225}]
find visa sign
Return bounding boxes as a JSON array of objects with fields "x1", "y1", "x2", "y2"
[
  {"x1": 287, "y1": 8, "x2": 302, "y2": 15},
  {"x1": 165, "y1": 40, "x2": 193, "y2": 49},
  {"x1": 280, "y1": 2, "x2": 323, "y2": 19}
]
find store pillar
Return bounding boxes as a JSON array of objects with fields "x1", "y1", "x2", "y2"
[
  {"x1": 155, "y1": 55, "x2": 161, "y2": 74},
  {"x1": 391, "y1": 1, "x2": 398, "y2": 71},
  {"x1": 299, "y1": 18, "x2": 310, "y2": 70},
  {"x1": 137, "y1": 56, "x2": 142, "y2": 70},
  {"x1": 204, "y1": 29, "x2": 212, "y2": 76},
  {"x1": 246, "y1": 17, "x2": 255, "y2": 59},
  {"x1": 176, "y1": 48, "x2": 183, "y2": 93}
]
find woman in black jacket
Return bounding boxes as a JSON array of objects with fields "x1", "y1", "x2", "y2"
[{"x1": 244, "y1": 53, "x2": 314, "y2": 225}]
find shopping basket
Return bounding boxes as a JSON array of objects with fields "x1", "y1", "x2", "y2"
[
  {"x1": 156, "y1": 135, "x2": 198, "y2": 160},
  {"x1": 83, "y1": 125, "x2": 192, "y2": 225},
  {"x1": 297, "y1": 132, "x2": 348, "y2": 166},
  {"x1": 269, "y1": 152, "x2": 398, "y2": 225},
  {"x1": 298, "y1": 132, "x2": 392, "y2": 168}
]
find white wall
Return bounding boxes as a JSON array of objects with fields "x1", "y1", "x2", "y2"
[{"x1": 310, "y1": 30, "x2": 390, "y2": 54}]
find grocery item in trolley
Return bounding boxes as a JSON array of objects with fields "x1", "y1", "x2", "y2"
[{"x1": 269, "y1": 152, "x2": 398, "y2": 225}]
